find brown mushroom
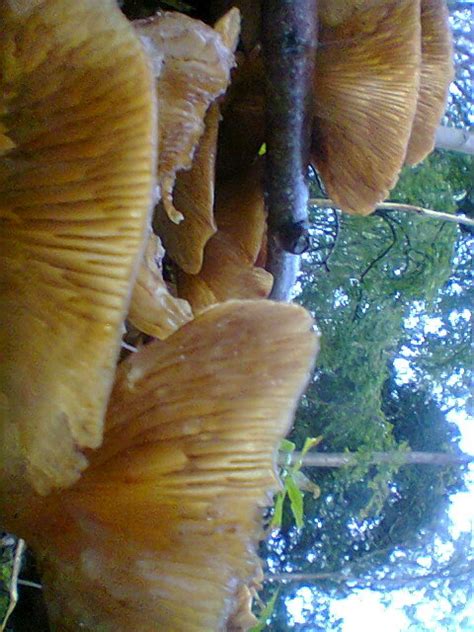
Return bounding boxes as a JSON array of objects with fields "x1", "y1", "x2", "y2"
[
  {"x1": 405, "y1": 0, "x2": 454, "y2": 165},
  {"x1": 318, "y1": 0, "x2": 386, "y2": 27},
  {"x1": 0, "y1": 0, "x2": 156, "y2": 494},
  {"x1": 8, "y1": 301, "x2": 318, "y2": 631}
]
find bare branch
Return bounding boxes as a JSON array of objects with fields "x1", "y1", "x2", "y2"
[
  {"x1": 265, "y1": 562, "x2": 474, "y2": 587},
  {"x1": 309, "y1": 199, "x2": 474, "y2": 228},
  {"x1": 279, "y1": 451, "x2": 474, "y2": 468}
]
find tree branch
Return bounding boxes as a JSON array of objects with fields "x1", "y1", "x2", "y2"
[
  {"x1": 279, "y1": 451, "x2": 474, "y2": 468},
  {"x1": 264, "y1": 562, "x2": 474, "y2": 587},
  {"x1": 262, "y1": 0, "x2": 318, "y2": 299},
  {"x1": 309, "y1": 198, "x2": 474, "y2": 228}
]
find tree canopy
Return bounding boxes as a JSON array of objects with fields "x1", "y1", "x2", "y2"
[{"x1": 256, "y1": 148, "x2": 473, "y2": 630}]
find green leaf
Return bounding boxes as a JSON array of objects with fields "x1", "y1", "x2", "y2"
[
  {"x1": 286, "y1": 475, "x2": 305, "y2": 529},
  {"x1": 270, "y1": 492, "x2": 285, "y2": 529},
  {"x1": 280, "y1": 438, "x2": 296, "y2": 453},
  {"x1": 249, "y1": 590, "x2": 280, "y2": 632},
  {"x1": 294, "y1": 436, "x2": 323, "y2": 470},
  {"x1": 302, "y1": 436, "x2": 323, "y2": 456}
]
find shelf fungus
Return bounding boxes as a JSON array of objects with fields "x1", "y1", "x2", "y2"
[
  {"x1": 212, "y1": 0, "x2": 452, "y2": 220},
  {"x1": 134, "y1": 9, "x2": 240, "y2": 225},
  {"x1": 0, "y1": 0, "x2": 156, "y2": 495},
  {"x1": 405, "y1": 0, "x2": 454, "y2": 166},
  {"x1": 8, "y1": 301, "x2": 318, "y2": 632}
]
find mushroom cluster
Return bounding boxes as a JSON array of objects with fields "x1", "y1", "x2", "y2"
[
  {"x1": 0, "y1": 0, "x2": 453, "y2": 630},
  {"x1": 217, "y1": 0, "x2": 453, "y2": 215},
  {"x1": 1, "y1": 1, "x2": 317, "y2": 630}
]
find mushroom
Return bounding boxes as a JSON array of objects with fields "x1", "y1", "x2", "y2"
[
  {"x1": 0, "y1": 0, "x2": 156, "y2": 495},
  {"x1": 7, "y1": 300, "x2": 318, "y2": 631},
  {"x1": 405, "y1": 0, "x2": 454, "y2": 165},
  {"x1": 176, "y1": 163, "x2": 272, "y2": 313},
  {"x1": 127, "y1": 231, "x2": 193, "y2": 339},
  {"x1": 211, "y1": 0, "x2": 453, "y2": 221},
  {"x1": 134, "y1": 9, "x2": 240, "y2": 224},
  {"x1": 318, "y1": 0, "x2": 386, "y2": 27},
  {"x1": 154, "y1": 104, "x2": 220, "y2": 275},
  {"x1": 311, "y1": 0, "x2": 421, "y2": 215}
]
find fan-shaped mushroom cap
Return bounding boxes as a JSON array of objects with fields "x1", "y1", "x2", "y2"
[
  {"x1": 154, "y1": 105, "x2": 220, "y2": 275},
  {"x1": 177, "y1": 232, "x2": 272, "y2": 312},
  {"x1": 135, "y1": 10, "x2": 240, "y2": 224},
  {"x1": 405, "y1": 0, "x2": 453, "y2": 166},
  {"x1": 215, "y1": 162, "x2": 267, "y2": 263},
  {"x1": 127, "y1": 232, "x2": 193, "y2": 339},
  {"x1": 0, "y1": 0, "x2": 156, "y2": 495},
  {"x1": 311, "y1": 0, "x2": 421, "y2": 215},
  {"x1": 11, "y1": 301, "x2": 318, "y2": 632}
]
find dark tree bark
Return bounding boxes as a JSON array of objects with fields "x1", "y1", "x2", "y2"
[{"x1": 262, "y1": 0, "x2": 318, "y2": 300}]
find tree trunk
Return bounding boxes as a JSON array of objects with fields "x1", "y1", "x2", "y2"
[
  {"x1": 281, "y1": 451, "x2": 474, "y2": 468},
  {"x1": 435, "y1": 125, "x2": 474, "y2": 155}
]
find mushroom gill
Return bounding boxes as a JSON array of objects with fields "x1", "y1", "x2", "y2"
[
  {"x1": 311, "y1": 0, "x2": 421, "y2": 215},
  {"x1": 9, "y1": 301, "x2": 318, "y2": 632},
  {"x1": 154, "y1": 105, "x2": 220, "y2": 275},
  {"x1": 0, "y1": 0, "x2": 156, "y2": 495},
  {"x1": 405, "y1": 0, "x2": 454, "y2": 166}
]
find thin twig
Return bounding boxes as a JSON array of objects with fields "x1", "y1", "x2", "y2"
[
  {"x1": 264, "y1": 564, "x2": 474, "y2": 587},
  {"x1": 279, "y1": 451, "x2": 474, "y2": 468},
  {"x1": 1, "y1": 539, "x2": 25, "y2": 632},
  {"x1": 17, "y1": 579, "x2": 42, "y2": 590},
  {"x1": 309, "y1": 198, "x2": 474, "y2": 228}
]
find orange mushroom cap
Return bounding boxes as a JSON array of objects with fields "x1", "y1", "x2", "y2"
[
  {"x1": 176, "y1": 164, "x2": 272, "y2": 313},
  {"x1": 135, "y1": 9, "x2": 240, "y2": 224},
  {"x1": 405, "y1": 0, "x2": 454, "y2": 166},
  {"x1": 311, "y1": 0, "x2": 421, "y2": 215},
  {"x1": 9, "y1": 301, "x2": 318, "y2": 632},
  {"x1": 318, "y1": 0, "x2": 386, "y2": 27},
  {"x1": 154, "y1": 105, "x2": 220, "y2": 275},
  {"x1": 127, "y1": 231, "x2": 193, "y2": 340},
  {"x1": 0, "y1": 0, "x2": 156, "y2": 495}
]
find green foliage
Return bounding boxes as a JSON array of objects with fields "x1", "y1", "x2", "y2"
[
  {"x1": 0, "y1": 546, "x2": 13, "y2": 624},
  {"x1": 271, "y1": 438, "x2": 322, "y2": 530},
  {"x1": 260, "y1": 149, "x2": 472, "y2": 629},
  {"x1": 391, "y1": 151, "x2": 473, "y2": 212},
  {"x1": 249, "y1": 590, "x2": 280, "y2": 632}
]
